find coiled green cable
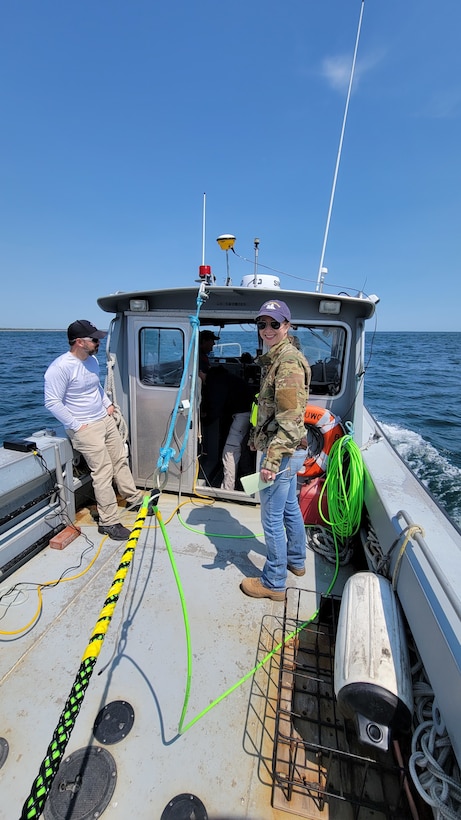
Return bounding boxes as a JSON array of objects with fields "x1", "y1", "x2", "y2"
[{"x1": 319, "y1": 433, "x2": 364, "y2": 539}]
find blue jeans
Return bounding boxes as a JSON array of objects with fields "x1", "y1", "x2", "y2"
[{"x1": 260, "y1": 449, "x2": 307, "y2": 591}]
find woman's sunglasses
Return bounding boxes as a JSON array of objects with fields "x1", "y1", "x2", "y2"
[{"x1": 257, "y1": 320, "x2": 281, "y2": 330}]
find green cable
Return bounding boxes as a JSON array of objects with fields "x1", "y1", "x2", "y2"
[
  {"x1": 179, "y1": 554, "x2": 340, "y2": 734},
  {"x1": 156, "y1": 506, "x2": 341, "y2": 736},
  {"x1": 153, "y1": 505, "x2": 193, "y2": 733},
  {"x1": 319, "y1": 434, "x2": 364, "y2": 538}
]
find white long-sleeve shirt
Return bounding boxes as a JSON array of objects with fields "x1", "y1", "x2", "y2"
[{"x1": 44, "y1": 351, "x2": 112, "y2": 432}]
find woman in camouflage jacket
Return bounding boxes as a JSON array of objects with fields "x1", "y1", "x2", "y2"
[{"x1": 240, "y1": 299, "x2": 311, "y2": 602}]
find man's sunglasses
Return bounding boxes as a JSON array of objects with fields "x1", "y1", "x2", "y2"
[
  {"x1": 257, "y1": 320, "x2": 281, "y2": 330},
  {"x1": 83, "y1": 337, "x2": 101, "y2": 343}
]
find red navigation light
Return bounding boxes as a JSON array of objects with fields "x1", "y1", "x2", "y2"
[{"x1": 199, "y1": 265, "x2": 211, "y2": 280}]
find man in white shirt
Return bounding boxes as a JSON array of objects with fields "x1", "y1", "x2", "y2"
[{"x1": 44, "y1": 319, "x2": 143, "y2": 540}]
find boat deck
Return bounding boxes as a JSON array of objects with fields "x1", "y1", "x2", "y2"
[{"x1": 0, "y1": 494, "x2": 408, "y2": 819}]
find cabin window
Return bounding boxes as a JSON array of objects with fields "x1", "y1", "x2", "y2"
[
  {"x1": 198, "y1": 322, "x2": 347, "y2": 488},
  {"x1": 208, "y1": 323, "x2": 346, "y2": 396},
  {"x1": 139, "y1": 327, "x2": 184, "y2": 387},
  {"x1": 298, "y1": 325, "x2": 346, "y2": 396}
]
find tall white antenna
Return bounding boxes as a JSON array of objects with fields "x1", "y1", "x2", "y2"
[
  {"x1": 316, "y1": 0, "x2": 365, "y2": 292},
  {"x1": 201, "y1": 192, "x2": 206, "y2": 265},
  {"x1": 198, "y1": 193, "x2": 213, "y2": 283}
]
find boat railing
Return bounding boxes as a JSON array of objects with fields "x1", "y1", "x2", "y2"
[
  {"x1": 212, "y1": 342, "x2": 242, "y2": 358},
  {"x1": 395, "y1": 509, "x2": 461, "y2": 621}
]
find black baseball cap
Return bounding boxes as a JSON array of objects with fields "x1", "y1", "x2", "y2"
[
  {"x1": 67, "y1": 319, "x2": 107, "y2": 343},
  {"x1": 200, "y1": 330, "x2": 219, "y2": 341}
]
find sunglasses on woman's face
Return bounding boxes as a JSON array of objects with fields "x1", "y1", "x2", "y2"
[{"x1": 257, "y1": 320, "x2": 281, "y2": 330}]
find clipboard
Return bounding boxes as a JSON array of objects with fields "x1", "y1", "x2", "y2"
[{"x1": 240, "y1": 472, "x2": 274, "y2": 495}]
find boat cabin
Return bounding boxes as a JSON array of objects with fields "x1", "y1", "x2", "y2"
[{"x1": 97, "y1": 284, "x2": 375, "y2": 499}]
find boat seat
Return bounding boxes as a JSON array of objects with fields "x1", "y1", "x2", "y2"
[
  {"x1": 310, "y1": 357, "x2": 342, "y2": 395},
  {"x1": 209, "y1": 360, "x2": 244, "y2": 379}
]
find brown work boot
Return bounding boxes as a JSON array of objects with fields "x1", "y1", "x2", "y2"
[
  {"x1": 287, "y1": 564, "x2": 306, "y2": 577},
  {"x1": 240, "y1": 577, "x2": 285, "y2": 602}
]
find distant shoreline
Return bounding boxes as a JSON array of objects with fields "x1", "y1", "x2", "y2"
[
  {"x1": 0, "y1": 328, "x2": 110, "y2": 333},
  {"x1": 0, "y1": 328, "x2": 459, "y2": 334},
  {"x1": 0, "y1": 328, "x2": 67, "y2": 332}
]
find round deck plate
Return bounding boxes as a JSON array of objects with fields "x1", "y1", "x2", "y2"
[
  {"x1": 93, "y1": 699, "x2": 135, "y2": 744},
  {"x1": 0, "y1": 737, "x2": 9, "y2": 769},
  {"x1": 161, "y1": 793, "x2": 208, "y2": 819},
  {"x1": 44, "y1": 746, "x2": 116, "y2": 820}
]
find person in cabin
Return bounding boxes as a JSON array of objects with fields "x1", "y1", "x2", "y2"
[
  {"x1": 219, "y1": 370, "x2": 255, "y2": 491},
  {"x1": 199, "y1": 364, "x2": 255, "y2": 488},
  {"x1": 198, "y1": 329, "x2": 219, "y2": 382},
  {"x1": 44, "y1": 320, "x2": 144, "y2": 541},
  {"x1": 240, "y1": 300, "x2": 311, "y2": 602}
]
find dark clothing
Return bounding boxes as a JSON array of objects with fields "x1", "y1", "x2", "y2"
[
  {"x1": 200, "y1": 366, "x2": 256, "y2": 485},
  {"x1": 201, "y1": 366, "x2": 255, "y2": 423},
  {"x1": 199, "y1": 351, "x2": 211, "y2": 376}
]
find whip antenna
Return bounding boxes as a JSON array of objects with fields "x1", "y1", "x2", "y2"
[
  {"x1": 316, "y1": 0, "x2": 365, "y2": 292},
  {"x1": 201, "y1": 192, "x2": 206, "y2": 265},
  {"x1": 198, "y1": 193, "x2": 213, "y2": 284}
]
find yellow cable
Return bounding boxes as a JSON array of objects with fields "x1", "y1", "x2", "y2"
[
  {"x1": 0, "y1": 536, "x2": 106, "y2": 636},
  {"x1": 0, "y1": 587, "x2": 43, "y2": 636}
]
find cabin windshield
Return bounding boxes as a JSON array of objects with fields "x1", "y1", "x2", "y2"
[{"x1": 208, "y1": 323, "x2": 346, "y2": 397}]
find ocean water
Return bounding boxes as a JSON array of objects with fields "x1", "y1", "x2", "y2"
[
  {"x1": 364, "y1": 331, "x2": 461, "y2": 527},
  {"x1": 1, "y1": 330, "x2": 460, "y2": 527}
]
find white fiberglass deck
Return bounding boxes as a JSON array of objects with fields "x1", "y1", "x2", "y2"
[{"x1": 0, "y1": 496, "x2": 340, "y2": 820}]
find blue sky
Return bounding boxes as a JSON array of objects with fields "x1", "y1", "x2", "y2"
[{"x1": 1, "y1": 0, "x2": 460, "y2": 331}]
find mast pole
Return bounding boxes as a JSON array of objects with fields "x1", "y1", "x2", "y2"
[{"x1": 253, "y1": 237, "x2": 260, "y2": 285}]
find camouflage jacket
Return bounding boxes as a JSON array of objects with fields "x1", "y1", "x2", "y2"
[{"x1": 249, "y1": 338, "x2": 311, "y2": 473}]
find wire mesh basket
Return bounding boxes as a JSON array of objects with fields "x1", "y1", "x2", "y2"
[{"x1": 271, "y1": 587, "x2": 414, "y2": 819}]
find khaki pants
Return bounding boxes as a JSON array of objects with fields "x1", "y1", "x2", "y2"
[
  {"x1": 221, "y1": 412, "x2": 251, "y2": 490},
  {"x1": 69, "y1": 415, "x2": 140, "y2": 526}
]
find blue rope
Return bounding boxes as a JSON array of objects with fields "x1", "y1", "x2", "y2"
[{"x1": 157, "y1": 291, "x2": 205, "y2": 473}]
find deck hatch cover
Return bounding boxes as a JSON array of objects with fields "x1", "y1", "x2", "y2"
[
  {"x1": 93, "y1": 699, "x2": 135, "y2": 744},
  {"x1": 160, "y1": 793, "x2": 208, "y2": 819},
  {"x1": 0, "y1": 737, "x2": 8, "y2": 769},
  {"x1": 43, "y1": 746, "x2": 116, "y2": 820}
]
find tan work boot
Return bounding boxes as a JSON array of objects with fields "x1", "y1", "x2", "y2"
[
  {"x1": 240, "y1": 577, "x2": 285, "y2": 602},
  {"x1": 287, "y1": 564, "x2": 306, "y2": 577}
]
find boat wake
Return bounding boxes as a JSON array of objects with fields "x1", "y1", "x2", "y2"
[{"x1": 381, "y1": 421, "x2": 461, "y2": 528}]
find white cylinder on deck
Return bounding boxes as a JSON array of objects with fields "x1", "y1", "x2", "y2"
[{"x1": 334, "y1": 571, "x2": 413, "y2": 751}]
